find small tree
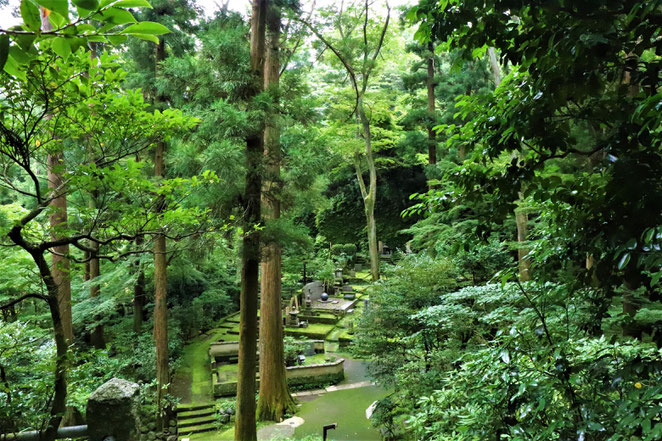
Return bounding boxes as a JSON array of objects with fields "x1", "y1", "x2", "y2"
[{"x1": 302, "y1": 0, "x2": 391, "y2": 281}]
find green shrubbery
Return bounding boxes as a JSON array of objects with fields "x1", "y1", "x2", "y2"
[{"x1": 357, "y1": 256, "x2": 662, "y2": 440}]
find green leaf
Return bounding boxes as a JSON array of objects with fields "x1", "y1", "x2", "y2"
[
  {"x1": 113, "y1": 0, "x2": 152, "y2": 8},
  {"x1": 35, "y1": 0, "x2": 69, "y2": 20},
  {"x1": 0, "y1": 36, "x2": 9, "y2": 70},
  {"x1": 20, "y1": 0, "x2": 41, "y2": 31},
  {"x1": 48, "y1": 10, "x2": 66, "y2": 28},
  {"x1": 52, "y1": 38, "x2": 71, "y2": 59},
  {"x1": 106, "y1": 35, "x2": 128, "y2": 44},
  {"x1": 130, "y1": 33, "x2": 159, "y2": 44},
  {"x1": 9, "y1": 45, "x2": 34, "y2": 64},
  {"x1": 94, "y1": 7, "x2": 136, "y2": 25},
  {"x1": 121, "y1": 21, "x2": 170, "y2": 35},
  {"x1": 75, "y1": 23, "x2": 96, "y2": 33},
  {"x1": 3, "y1": 55, "x2": 26, "y2": 81},
  {"x1": 72, "y1": 0, "x2": 99, "y2": 10},
  {"x1": 617, "y1": 252, "x2": 631, "y2": 270},
  {"x1": 87, "y1": 35, "x2": 108, "y2": 42}
]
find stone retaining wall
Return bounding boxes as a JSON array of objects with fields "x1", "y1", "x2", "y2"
[
  {"x1": 209, "y1": 340, "x2": 325, "y2": 363},
  {"x1": 298, "y1": 314, "x2": 338, "y2": 325},
  {"x1": 213, "y1": 358, "x2": 345, "y2": 397}
]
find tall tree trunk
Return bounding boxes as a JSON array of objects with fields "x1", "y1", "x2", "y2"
[
  {"x1": 153, "y1": 37, "x2": 169, "y2": 428},
  {"x1": 354, "y1": 99, "x2": 379, "y2": 281},
  {"x1": 89, "y1": 192, "x2": 105, "y2": 349},
  {"x1": 257, "y1": 2, "x2": 296, "y2": 422},
  {"x1": 515, "y1": 206, "x2": 531, "y2": 281},
  {"x1": 426, "y1": 42, "x2": 437, "y2": 172},
  {"x1": 621, "y1": 59, "x2": 640, "y2": 338},
  {"x1": 235, "y1": 1, "x2": 266, "y2": 440},
  {"x1": 487, "y1": 47, "x2": 502, "y2": 86},
  {"x1": 133, "y1": 237, "x2": 146, "y2": 334},
  {"x1": 42, "y1": 8, "x2": 73, "y2": 346}
]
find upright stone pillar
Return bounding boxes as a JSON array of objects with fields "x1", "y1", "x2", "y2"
[{"x1": 87, "y1": 378, "x2": 141, "y2": 441}]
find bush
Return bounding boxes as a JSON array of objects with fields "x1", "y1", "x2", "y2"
[
  {"x1": 283, "y1": 336, "x2": 307, "y2": 366},
  {"x1": 409, "y1": 337, "x2": 662, "y2": 441},
  {"x1": 330, "y1": 244, "x2": 345, "y2": 256},
  {"x1": 342, "y1": 243, "x2": 357, "y2": 257}
]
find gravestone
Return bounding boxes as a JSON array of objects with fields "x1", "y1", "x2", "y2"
[
  {"x1": 304, "y1": 341, "x2": 316, "y2": 356},
  {"x1": 87, "y1": 378, "x2": 140, "y2": 441},
  {"x1": 303, "y1": 281, "x2": 324, "y2": 301}
]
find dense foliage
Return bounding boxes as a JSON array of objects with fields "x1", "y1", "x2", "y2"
[{"x1": 1, "y1": 0, "x2": 662, "y2": 440}]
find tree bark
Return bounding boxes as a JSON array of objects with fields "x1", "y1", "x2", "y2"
[
  {"x1": 426, "y1": 42, "x2": 437, "y2": 171},
  {"x1": 515, "y1": 207, "x2": 531, "y2": 281},
  {"x1": 153, "y1": 37, "x2": 169, "y2": 427},
  {"x1": 355, "y1": 99, "x2": 379, "y2": 281},
  {"x1": 89, "y1": 193, "x2": 105, "y2": 349},
  {"x1": 257, "y1": 2, "x2": 296, "y2": 422},
  {"x1": 235, "y1": 1, "x2": 266, "y2": 440},
  {"x1": 487, "y1": 47, "x2": 502, "y2": 86},
  {"x1": 133, "y1": 237, "x2": 146, "y2": 334},
  {"x1": 42, "y1": 8, "x2": 73, "y2": 346}
]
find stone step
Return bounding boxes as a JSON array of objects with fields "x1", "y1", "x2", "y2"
[
  {"x1": 177, "y1": 408, "x2": 215, "y2": 420},
  {"x1": 177, "y1": 415, "x2": 216, "y2": 429},
  {"x1": 177, "y1": 422, "x2": 217, "y2": 436},
  {"x1": 176, "y1": 403, "x2": 215, "y2": 413}
]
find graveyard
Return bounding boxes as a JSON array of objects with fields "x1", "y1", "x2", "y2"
[{"x1": 172, "y1": 270, "x2": 382, "y2": 440}]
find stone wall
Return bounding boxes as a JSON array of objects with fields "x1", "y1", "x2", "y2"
[
  {"x1": 209, "y1": 341, "x2": 240, "y2": 362},
  {"x1": 209, "y1": 340, "x2": 325, "y2": 363},
  {"x1": 285, "y1": 358, "x2": 345, "y2": 388},
  {"x1": 213, "y1": 358, "x2": 345, "y2": 397},
  {"x1": 284, "y1": 328, "x2": 330, "y2": 339},
  {"x1": 299, "y1": 314, "x2": 338, "y2": 325}
]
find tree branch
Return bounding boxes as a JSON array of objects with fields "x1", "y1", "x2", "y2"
[{"x1": 0, "y1": 293, "x2": 49, "y2": 310}]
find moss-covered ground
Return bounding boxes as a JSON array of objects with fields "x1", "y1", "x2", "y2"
[
  {"x1": 178, "y1": 282, "x2": 375, "y2": 440},
  {"x1": 172, "y1": 328, "x2": 227, "y2": 404},
  {"x1": 293, "y1": 385, "x2": 387, "y2": 440},
  {"x1": 284, "y1": 323, "x2": 336, "y2": 339}
]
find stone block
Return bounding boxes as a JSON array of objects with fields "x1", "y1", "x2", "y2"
[{"x1": 87, "y1": 378, "x2": 141, "y2": 441}]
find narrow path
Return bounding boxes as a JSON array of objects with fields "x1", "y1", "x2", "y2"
[{"x1": 292, "y1": 380, "x2": 374, "y2": 398}]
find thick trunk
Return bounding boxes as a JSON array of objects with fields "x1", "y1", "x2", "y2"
[
  {"x1": 89, "y1": 193, "x2": 104, "y2": 349},
  {"x1": 235, "y1": 1, "x2": 266, "y2": 440},
  {"x1": 356, "y1": 101, "x2": 379, "y2": 281},
  {"x1": 515, "y1": 207, "x2": 531, "y2": 281},
  {"x1": 48, "y1": 156, "x2": 73, "y2": 345},
  {"x1": 426, "y1": 42, "x2": 437, "y2": 170},
  {"x1": 153, "y1": 231, "x2": 168, "y2": 418},
  {"x1": 153, "y1": 37, "x2": 169, "y2": 427},
  {"x1": 42, "y1": 8, "x2": 73, "y2": 346},
  {"x1": 487, "y1": 47, "x2": 502, "y2": 86},
  {"x1": 88, "y1": 240, "x2": 104, "y2": 348},
  {"x1": 621, "y1": 60, "x2": 640, "y2": 338},
  {"x1": 133, "y1": 240, "x2": 146, "y2": 334},
  {"x1": 257, "y1": 2, "x2": 295, "y2": 421}
]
